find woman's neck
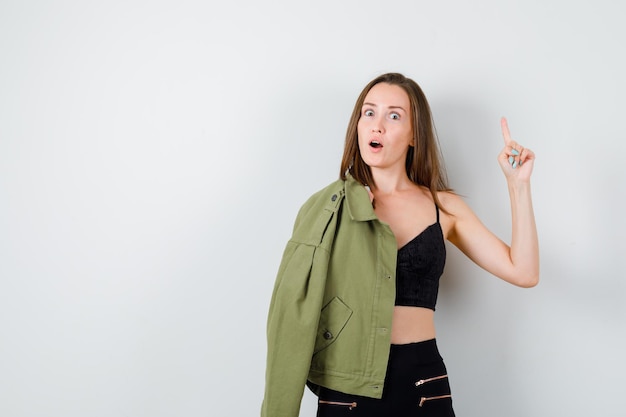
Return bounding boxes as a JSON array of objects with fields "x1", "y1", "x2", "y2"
[{"x1": 370, "y1": 167, "x2": 413, "y2": 195}]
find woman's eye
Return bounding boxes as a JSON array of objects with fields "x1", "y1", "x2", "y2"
[
  {"x1": 364, "y1": 110, "x2": 374, "y2": 117},
  {"x1": 390, "y1": 112, "x2": 400, "y2": 120}
]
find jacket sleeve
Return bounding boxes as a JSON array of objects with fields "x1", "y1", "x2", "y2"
[{"x1": 261, "y1": 197, "x2": 338, "y2": 417}]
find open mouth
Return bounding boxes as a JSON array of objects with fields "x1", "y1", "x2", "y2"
[{"x1": 369, "y1": 140, "x2": 382, "y2": 149}]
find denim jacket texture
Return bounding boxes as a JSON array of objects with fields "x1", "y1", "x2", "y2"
[{"x1": 261, "y1": 175, "x2": 398, "y2": 417}]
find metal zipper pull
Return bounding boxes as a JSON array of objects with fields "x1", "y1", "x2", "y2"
[
  {"x1": 318, "y1": 400, "x2": 358, "y2": 410},
  {"x1": 419, "y1": 394, "x2": 452, "y2": 407},
  {"x1": 415, "y1": 374, "x2": 448, "y2": 387}
]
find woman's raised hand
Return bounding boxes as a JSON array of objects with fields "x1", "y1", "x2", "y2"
[{"x1": 498, "y1": 117, "x2": 535, "y2": 182}]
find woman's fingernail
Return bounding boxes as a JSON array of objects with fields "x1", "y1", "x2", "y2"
[
  {"x1": 512, "y1": 161, "x2": 517, "y2": 169},
  {"x1": 519, "y1": 160, "x2": 523, "y2": 166},
  {"x1": 508, "y1": 156, "x2": 515, "y2": 164},
  {"x1": 511, "y1": 149, "x2": 520, "y2": 156}
]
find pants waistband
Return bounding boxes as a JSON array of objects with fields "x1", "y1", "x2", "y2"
[{"x1": 388, "y1": 338, "x2": 442, "y2": 366}]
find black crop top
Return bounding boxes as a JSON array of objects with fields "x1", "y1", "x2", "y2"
[{"x1": 395, "y1": 205, "x2": 446, "y2": 310}]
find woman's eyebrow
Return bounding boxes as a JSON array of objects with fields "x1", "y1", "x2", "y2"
[{"x1": 363, "y1": 102, "x2": 406, "y2": 112}]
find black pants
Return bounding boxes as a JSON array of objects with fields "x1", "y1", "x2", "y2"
[{"x1": 316, "y1": 339, "x2": 455, "y2": 417}]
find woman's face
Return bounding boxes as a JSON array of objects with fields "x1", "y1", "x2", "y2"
[{"x1": 357, "y1": 83, "x2": 413, "y2": 172}]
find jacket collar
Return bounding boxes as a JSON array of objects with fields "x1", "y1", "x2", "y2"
[{"x1": 345, "y1": 174, "x2": 378, "y2": 222}]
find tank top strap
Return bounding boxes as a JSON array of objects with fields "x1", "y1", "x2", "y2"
[{"x1": 435, "y1": 203, "x2": 440, "y2": 223}]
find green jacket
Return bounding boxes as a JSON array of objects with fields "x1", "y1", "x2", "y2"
[{"x1": 261, "y1": 175, "x2": 398, "y2": 417}]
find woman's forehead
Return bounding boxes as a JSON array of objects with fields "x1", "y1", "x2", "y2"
[{"x1": 363, "y1": 83, "x2": 410, "y2": 109}]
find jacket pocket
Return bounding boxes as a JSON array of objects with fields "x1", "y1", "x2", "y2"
[{"x1": 313, "y1": 297, "x2": 353, "y2": 354}]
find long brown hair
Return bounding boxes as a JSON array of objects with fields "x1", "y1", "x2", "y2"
[{"x1": 340, "y1": 72, "x2": 452, "y2": 210}]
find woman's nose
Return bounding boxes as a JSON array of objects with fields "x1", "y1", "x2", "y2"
[{"x1": 371, "y1": 119, "x2": 383, "y2": 133}]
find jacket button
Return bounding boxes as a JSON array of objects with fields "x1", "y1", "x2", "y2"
[
  {"x1": 331, "y1": 194, "x2": 337, "y2": 202},
  {"x1": 323, "y1": 331, "x2": 333, "y2": 340}
]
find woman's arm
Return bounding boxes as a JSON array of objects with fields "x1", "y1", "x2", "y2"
[{"x1": 446, "y1": 118, "x2": 539, "y2": 287}]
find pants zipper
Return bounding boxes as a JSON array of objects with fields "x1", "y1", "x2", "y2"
[
  {"x1": 415, "y1": 374, "x2": 448, "y2": 387},
  {"x1": 318, "y1": 400, "x2": 358, "y2": 410},
  {"x1": 419, "y1": 394, "x2": 452, "y2": 407}
]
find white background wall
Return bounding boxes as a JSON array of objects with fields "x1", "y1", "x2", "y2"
[{"x1": 1, "y1": 1, "x2": 624, "y2": 416}]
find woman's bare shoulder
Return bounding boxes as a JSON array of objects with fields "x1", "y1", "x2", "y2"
[
  {"x1": 435, "y1": 190, "x2": 477, "y2": 225},
  {"x1": 436, "y1": 190, "x2": 467, "y2": 212}
]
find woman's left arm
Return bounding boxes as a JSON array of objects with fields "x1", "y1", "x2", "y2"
[{"x1": 446, "y1": 117, "x2": 539, "y2": 287}]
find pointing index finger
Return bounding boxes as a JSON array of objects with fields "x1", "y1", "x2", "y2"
[{"x1": 501, "y1": 117, "x2": 512, "y2": 145}]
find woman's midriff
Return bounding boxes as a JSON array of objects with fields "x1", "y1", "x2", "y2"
[{"x1": 390, "y1": 306, "x2": 436, "y2": 344}]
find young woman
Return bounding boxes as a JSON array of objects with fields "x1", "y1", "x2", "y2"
[{"x1": 262, "y1": 73, "x2": 538, "y2": 417}]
